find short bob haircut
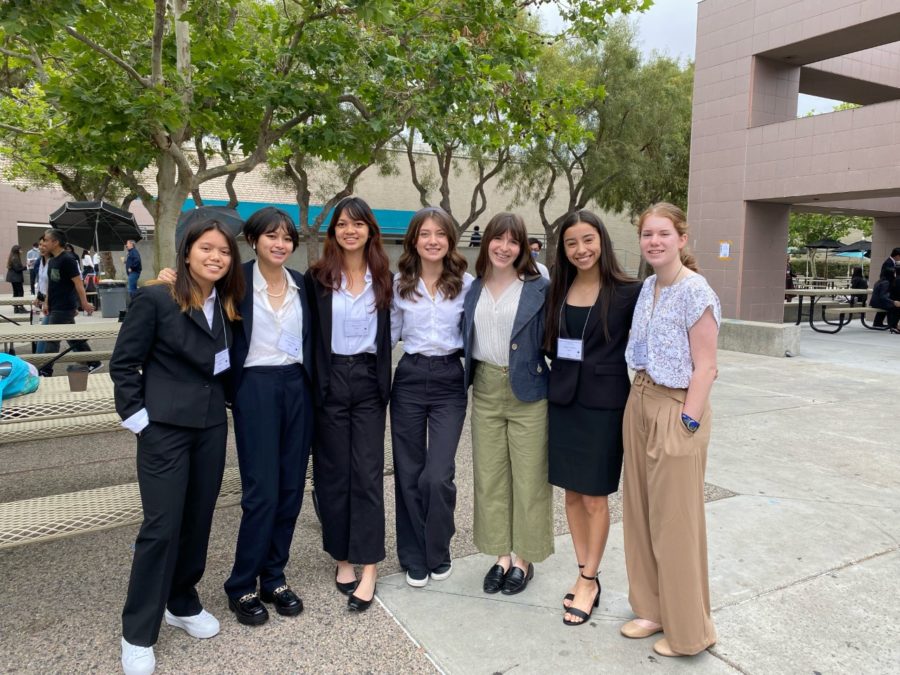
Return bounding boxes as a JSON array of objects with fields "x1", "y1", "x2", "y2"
[
  {"x1": 474, "y1": 212, "x2": 539, "y2": 279},
  {"x1": 243, "y1": 206, "x2": 299, "y2": 249},
  {"x1": 397, "y1": 206, "x2": 468, "y2": 300},
  {"x1": 169, "y1": 219, "x2": 244, "y2": 321}
]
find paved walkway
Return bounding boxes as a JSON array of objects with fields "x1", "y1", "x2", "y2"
[{"x1": 1, "y1": 322, "x2": 897, "y2": 673}]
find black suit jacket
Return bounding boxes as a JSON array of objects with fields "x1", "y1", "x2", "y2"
[
  {"x1": 304, "y1": 270, "x2": 392, "y2": 406},
  {"x1": 228, "y1": 260, "x2": 314, "y2": 399},
  {"x1": 110, "y1": 284, "x2": 233, "y2": 429},
  {"x1": 547, "y1": 281, "x2": 641, "y2": 410}
]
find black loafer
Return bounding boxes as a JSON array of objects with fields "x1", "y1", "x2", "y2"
[
  {"x1": 228, "y1": 592, "x2": 269, "y2": 626},
  {"x1": 260, "y1": 585, "x2": 303, "y2": 617},
  {"x1": 482, "y1": 564, "x2": 509, "y2": 594},
  {"x1": 335, "y1": 566, "x2": 359, "y2": 596},
  {"x1": 501, "y1": 563, "x2": 534, "y2": 595},
  {"x1": 347, "y1": 584, "x2": 376, "y2": 612}
]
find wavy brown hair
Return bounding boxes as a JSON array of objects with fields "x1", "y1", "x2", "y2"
[
  {"x1": 397, "y1": 206, "x2": 467, "y2": 300},
  {"x1": 637, "y1": 202, "x2": 698, "y2": 272},
  {"x1": 474, "y1": 212, "x2": 539, "y2": 279},
  {"x1": 544, "y1": 210, "x2": 637, "y2": 350},
  {"x1": 166, "y1": 219, "x2": 243, "y2": 321},
  {"x1": 310, "y1": 196, "x2": 392, "y2": 310}
]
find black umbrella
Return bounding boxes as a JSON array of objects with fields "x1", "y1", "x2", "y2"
[
  {"x1": 804, "y1": 239, "x2": 843, "y2": 279},
  {"x1": 176, "y1": 206, "x2": 244, "y2": 244},
  {"x1": 834, "y1": 239, "x2": 871, "y2": 254},
  {"x1": 49, "y1": 201, "x2": 142, "y2": 251}
]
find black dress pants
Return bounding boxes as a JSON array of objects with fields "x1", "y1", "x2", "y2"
[
  {"x1": 122, "y1": 421, "x2": 227, "y2": 647},
  {"x1": 224, "y1": 365, "x2": 313, "y2": 599},
  {"x1": 390, "y1": 353, "x2": 467, "y2": 572},
  {"x1": 313, "y1": 354, "x2": 386, "y2": 564}
]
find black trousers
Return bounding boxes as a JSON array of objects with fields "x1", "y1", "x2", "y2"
[
  {"x1": 390, "y1": 353, "x2": 467, "y2": 572},
  {"x1": 122, "y1": 421, "x2": 227, "y2": 647},
  {"x1": 224, "y1": 365, "x2": 313, "y2": 599},
  {"x1": 313, "y1": 354, "x2": 386, "y2": 564},
  {"x1": 29, "y1": 267, "x2": 37, "y2": 295}
]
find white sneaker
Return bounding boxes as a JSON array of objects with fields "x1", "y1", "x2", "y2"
[
  {"x1": 121, "y1": 637, "x2": 155, "y2": 675},
  {"x1": 430, "y1": 561, "x2": 453, "y2": 581},
  {"x1": 164, "y1": 608, "x2": 220, "y2": 639}
]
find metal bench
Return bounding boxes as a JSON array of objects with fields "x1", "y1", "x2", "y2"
[
  {"x1": 17, "y1": 350, "x2": 115, "y2": 368},
  {"x1": 817, "y1": 306, "x2": 888, "y2": 333}
]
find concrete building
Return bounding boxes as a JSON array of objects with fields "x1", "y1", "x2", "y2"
[{"x1": 688, "y1": 0, "x2": 900, "y2": 323}]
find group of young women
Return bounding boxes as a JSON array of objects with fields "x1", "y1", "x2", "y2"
[{"x1": 110, "y1": 197, "x2": 720, "y2": 675}]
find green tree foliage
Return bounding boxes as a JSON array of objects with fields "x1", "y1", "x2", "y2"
[{"x1": 789, "y1": 211, "x2": 873, "y2": 277}]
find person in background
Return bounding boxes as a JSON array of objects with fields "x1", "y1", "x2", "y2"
[
  {"x1": 5, "y1": 245, "x2": 26, "y2": 313},
  {"x1": 93, "y1": 249, "x2": 102, "y2": 276},
  {"x1": 65, "y1": 243, "x2": 82, "y2": 276},
  {"x1": 33, "y1": 237, "x2": 50, "y2": 353},
  {"x1": 26, "y1": 242, "x2": 40, "y2": 295},
  {"x1": 468, "y1": 225, "x2": 482, "y2": 248},
  {"x1": 82, "y1": 249, "x2": 95, "y2": 276},
  {"x1": 528, "y1": 238, "x2": 551, "y2": 280},
  {"x1": 880, "y1": 247, "x2": 900, "y2": 278},
  {"x1": 126, "y1": 240, "x2": 142, "y2": 299},
  {"x1": 620, "y1": 202, "x2": 720, "y2": 658},
  {"x1": 869, "y1": 268, "x2": 899, "y2": 333},
  {"x1": 784, "y1": 255, "x2": 795, "y2": 301}
]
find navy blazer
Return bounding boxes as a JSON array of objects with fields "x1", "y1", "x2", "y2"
[
  {"x1": 463, "y1": 275, "x2": 549, "y2": 402},
  {"x1": 303, "y1": 270, "x2": 392, "y2": 406},
  {"x1": 228, "y1": 260, "x2": 314, "y2": 400},
  {"x1": 111, "y1": 284, "x2": 232, "y2": 429}
]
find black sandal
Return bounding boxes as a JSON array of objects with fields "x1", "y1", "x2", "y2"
[
  {"x1": 563, "y1": 572, "x2": 601, "y2": 626},
  {"x1": 562, "y1": 564, "x2": 584, "y2": 609}
]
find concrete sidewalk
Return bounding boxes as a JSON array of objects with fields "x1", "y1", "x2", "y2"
[{"x1": 1, "y1": 323, "x2": 898, "y2": 673}]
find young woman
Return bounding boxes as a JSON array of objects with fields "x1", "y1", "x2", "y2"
[
  {"x1": 620, "y1": 202, "x2": 720, "y2": 657},
  {"x1": 390, "y1": 206, "x2": 472, "y2": 587},
  {"x1": 223, "y1": 207, "x2": 314, "y2": 625},
  {"x1": 110, "y1": 220, "x2": 244, "y2": 675},
  {"x1": 544, "y1": 210, "x2": 640, "y2": 626},
  {"x1": 5, "y1": 245, "x2": 26, "y2": 313},
  {"x1": 305, "y1": 196, "x2": 393, "y2": 612},
  {"x1": 462, "y1": 212, "x2": 552, "y2": 596}
]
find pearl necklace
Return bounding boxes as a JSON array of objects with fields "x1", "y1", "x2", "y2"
[{"x1": 266, "y1": 278, "x2": 287, "y2": 298}]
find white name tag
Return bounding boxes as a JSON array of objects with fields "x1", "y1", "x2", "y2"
[
  {"x1": 557, "y1": 338, "x2": 583, "y2": 361},
  {"x1": 632, "y1": 341, "x2": 648, "y2": 367},
  {"x1": 277, "y1": 330, "x2": 302, "y2": 358},
  {"x1": 213, "y1": 349, "x2": 231, "y2": 375},
  {"x1": 344, "y1": 319, "x2": 369, "y2": 337}
]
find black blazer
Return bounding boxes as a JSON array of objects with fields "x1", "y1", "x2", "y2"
[
  {"x1": 110, "y1": 284, "x2": 233, "y2": 429},
  {"x1": 228, "y1": 260, "x2": 314, "y2": 399},
  {"x1": 303, "y1": 270, "x2": 392, "y2": 406},
  {"x1": 547, "y1": 281, "x2": 641, "y2": 410}
]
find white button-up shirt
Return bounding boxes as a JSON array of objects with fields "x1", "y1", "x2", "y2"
[
  {"x1": 244, "y1": 262, "x2": 303, "y2": 367},
  {"x1": 331, "y1": 268, "x2": 378, "y2": 355},
  {"x1": 472, "y1": 278, "x2": 523, "y2": 367},
  {"x1": 391, "y1": 272, "x2": 473, "y2": 356}
]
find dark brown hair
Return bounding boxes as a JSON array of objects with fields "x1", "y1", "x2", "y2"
[
  {"x1": 637, "y1": 202, "x2": 699, "y2": 272},
  {"x1": 7, "y1": 245, "x2": 22, "y2": 270},
  {"x1": 168, "y1": 219, "x2": 244, "y2": 321},
  {"x1": 544, "y1": 210, "x2": 636, "y2": 349},
  {"x1": 243, "y1": 206, "x2": 299, "y2": 250},
  {"x1": 474, "y1": 212, "x2": 539, "y2": 279},
  {"x1": 310, "y1": 196, "x2": 392, "y2": 310},
  {"x1": 397, "y1": 206, "x2": 467, "y2": 300}
]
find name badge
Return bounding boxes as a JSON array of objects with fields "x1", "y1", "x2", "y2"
[
  {"x1": 344, "y1": 319, "x2": 369, "y2": 337},
  {"x1": 632, "y1": 341, "x2": 648, "y2": 367},
  {"x1": 277, "y1": 330, "x2": 302, "y2": 358},
  {"x1": 557, "y1": 338, "x2": 583, "y2": 361},
  {"x1": 213, "y1": 349, "x2": 231, "y2": 375}
]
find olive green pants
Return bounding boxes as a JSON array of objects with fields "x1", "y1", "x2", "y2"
[{"x1": 471, "y1": 362, "x2": 553, "y2": 563}]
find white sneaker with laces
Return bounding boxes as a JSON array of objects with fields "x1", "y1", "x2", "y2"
[
  {"x1": 164, "y1": 608, "x2": 220, "y2": 639},
  {"x1": 121, "y1": 637, "x2": 155, "y2": 675}
]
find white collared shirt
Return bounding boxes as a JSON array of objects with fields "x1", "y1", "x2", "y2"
[
  {"x1": 391, "y1": 272, "x2": 473, "y2": 356},
  {"x1": 202, "y1": 287, "x2": 218, "y2": 330},
  {"x1": 331, "y1": 268, "x2": 378, "y2": 355},
  {"x1": 245, "y1": 262, "x2": 303, "y2": 367},
  {"x1": 472, "y1": 278, "x2": 524, "y2": 367}
]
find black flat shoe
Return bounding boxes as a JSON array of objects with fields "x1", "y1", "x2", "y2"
[
  {"x1": 228, "y1": 592, "x2": 269, "y2": 626},
  {"x1": 482, "y1": 564, "x2": 509, "y2": 594},
  {"x1": 563, "y1": 573, "x2": 601, "y2": 626},
  {"x1": 501, "y1": 563, "x2": 534, "y2": 595},
  {"x1": 335, "y1": 566, "x2": 358, "y2": 596},
  {"x1": 347, "y1": 584, "x2": 376, "y2": 612},
  {"x1": 260, "y1": 585, "x2": 303, "y2": 617}
]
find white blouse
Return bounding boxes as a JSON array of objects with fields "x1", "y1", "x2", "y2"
[
  {"x1": 391, "y1": 273, "x2": 473, "y2": 356},
  {"x1": 244, "y1": 263, "x2": 304, "y2": 367},
  {"x1": 625, "y1": 273, "x2": 721, "y2": 389},
  {"x1": 472, "y1": 279, "x2": 523, "y2": 367},
  {"x1": 331, "y1": 268, "x2": 378, "y2": 355}
]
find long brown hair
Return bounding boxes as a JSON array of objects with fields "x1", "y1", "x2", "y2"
[
  {"x1": 637, "y1": 202, "x2": 699, "y2": 272},
  {"x1": 310, "y1": 196, "x2": 392, "y2": 310},
  {"x1": 397, "y1": 206, "x2": 467, "y2": 300},
  {"x1": 168, "y1": 220, "x2": 243, "y2": 320},
  {"x1": 544, "y1": 210, "x2": 636, "y2": 349},
  {"x1": 474, "y1": 212, "x2": 539, "y2": 279},
  {"x1": 6, "y1": 245, "x2": 22, "y2": 270}
]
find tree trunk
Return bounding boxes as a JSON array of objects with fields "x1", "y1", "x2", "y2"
[
  {"x1": 100, "y1": 251, "x2": 117, "y2": 279},
  {"x1": 305, "y1": 233, "x2": 320, "y2": 267}
]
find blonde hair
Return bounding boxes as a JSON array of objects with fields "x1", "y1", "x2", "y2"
[{"x1": 637, "y1": 202, "x2": 698, "y2": 272}]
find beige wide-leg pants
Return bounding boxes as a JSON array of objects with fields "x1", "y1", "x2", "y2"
[{"x1": 622, "y1": 371, "x2": 716, "y2": 655}]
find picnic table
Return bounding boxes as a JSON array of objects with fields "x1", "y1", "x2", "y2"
[
  {"x1": 0, "y1": 321, "x2": 120, "y2": 354},
  {"x1": 790, "y1": 288, "x2": 877, "y2": 333},
  {"x1": 0, "y1": 295, "x2": 36, "y2": 326}
]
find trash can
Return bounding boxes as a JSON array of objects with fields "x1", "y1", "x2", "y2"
[{"x1": 98, "y1": 280, "x2": 129, "y2": 319}]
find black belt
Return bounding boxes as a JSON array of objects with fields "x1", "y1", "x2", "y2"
[
  {"x1": 331, "y1": 352, "x2": 376, "y2": 365},
  {"x1": 405, "y1": 351, "x2": 462, "y2": 365}
]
